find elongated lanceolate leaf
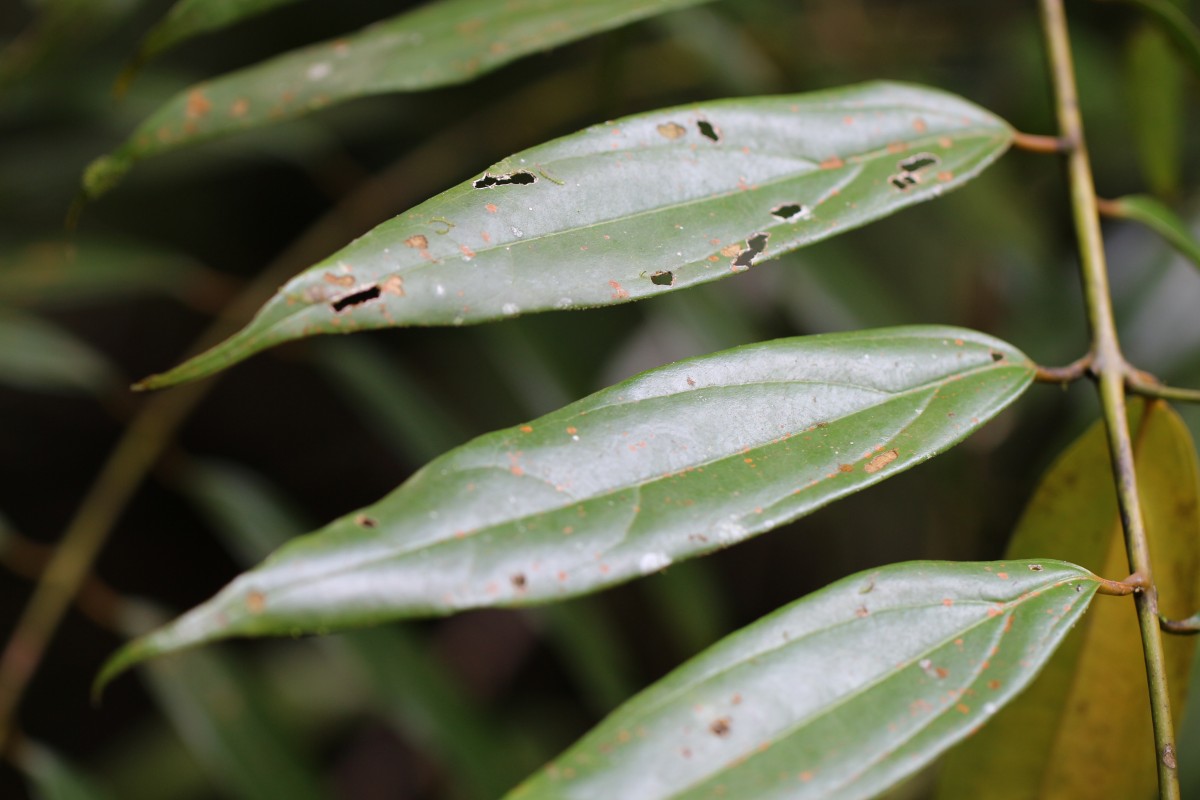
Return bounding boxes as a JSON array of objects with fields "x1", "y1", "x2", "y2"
[
  {"x1": 504, "y1": 560, "x2": 1102, "y2": 800},
  {"x1": 98, "y1": 326, "x2": 1035, "y2": 686},
  {"x1": 130, "y1": 0, "x2": 307, "y2": 68},
  {"x1": 1103, "y1": 194, "x2": 1200, "y2": 276},
  {"x1": 85, "y1": 0, "x2": 716, "y2": 195},
  {"x1": 135, "y1": 81, "x2": 1013, "y2": 389},
  {"x1": 937, "y1": 401, "x2": 1200, "y2": 800}
]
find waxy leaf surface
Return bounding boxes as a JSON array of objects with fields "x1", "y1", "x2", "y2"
[
  {"x1": 99, "y1": 326, "x2": 1035, "y2": 685},
  {"x1": 136, "y1": 82, "x2": 1012, "y2": 389},
  {"x1": 505, "y1": 560, "x2": 1100, "y2": 800},
  {"x1": 937, "y1": 401, "x2": 1200, "y2": 799},
  {"x1": 86, "y1": 0, "x2": 715, "y2": 194}
]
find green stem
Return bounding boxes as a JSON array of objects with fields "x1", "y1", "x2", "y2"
[
  {"x1": 1040, "y1": 1, "x2": 1180, "y2": 795},
  {"x1": 1127, "y1": 380, "x2": 1200, "y2": 405}
]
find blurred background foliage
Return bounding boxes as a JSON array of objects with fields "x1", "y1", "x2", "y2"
[{"x1": 1, "y1": 0, "x2": 1199, "y2": 797}]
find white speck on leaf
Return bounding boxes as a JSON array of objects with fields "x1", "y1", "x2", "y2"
[
  {"x1": 307, "y1": 62, "x2": 332, "y2": 81},
  {"x1": 639, "y1": 552, "x2": 672, "y2": 574}
]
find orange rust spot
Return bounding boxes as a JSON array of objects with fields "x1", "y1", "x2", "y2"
[
  {"x1": 520, "y1": 425, "x2": 534, "y2": 433},
  {"x1": 323, "y1": 272, "x2": 355, "y2": 287},
  {"x1": 510, "y1": 465, "x2": 524, "y2": 476},
  {"x1": 485, "y1": 203, "x2": 498, "y2": 213},
  {"x1": 230, "y1": 98, "x2": 250, "y2": 118},
  {"x1": 460, "y1": 244, "x2": 476, "y2": 258},
  {"x1": 608, "y1": 280, "x2": 629, "y2": 299},
  {"x1": 732, "y1": 693, "x2": 743, "y2": 705},
  {"x1": 864, "y1": 449, "x2": 899, "y2": 473},
  {"x1": 942, "y1": 598, "x2": 954, "y2": 607},
  {"x1": 856, "y1": 605, "x2": 869, "y2": 618},
  {"x1": 566, "y1": 426, "x2": 578, "y2": 434},
  {"x1": 886, "y1": 141, "x2": 908, "y2": 153},
  {"x1": 707, "y1": 254, "x2": 720, "y2": 262},
  {"x1": 987, "y1": 606, "x2": 1004, "y2": 618},
  {"x1": 956, "y1": 703, "x2": 971, "y2": 714},
  {"x1": 819, "y1": 156, "x2": 844, "y2": 169},
  {"x1": 988, "y1": 679, "x2": 1001, "y2": 690},
  {"x1": 245, "y1": 591, "x2": 266, "y2": 613},
  {"x1": 719, "y1": 243, "x2": 742, "y2": 258},
  {"x1": 186, "y1": 89, "x2": 212, "y2": 120},
  {"x1": 938, "y1": 136, "x2": 953, "y2": 148},
  {"x1": 997, "y1": 572, "x2": 1009, "y2": 580},
  {"x1": 935, "y1": 667, "x2": 949, "y2": 679},
  {"x1": 800, "y1": 771, "x2": 814, "y2": 782},
  {"x1": 912, "y1": 118, "x2": 928, "y2": 133},
  {"x1": 838, "y1": 463, "x2": 853, "y2": 473},
  {"x1": 380, "y1": 275, "x2": 404, "y2": 296},
  {"x1": 937, "y1": 171, "x2": 954, "y2": 182},
  {"x1": 405, "y1": 234, "x2": 428, "y2": 249}
]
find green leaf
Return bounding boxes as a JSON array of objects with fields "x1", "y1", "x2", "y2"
[
  {"x1": 936, "y1": 400, "x2": 1200, "y2": 799},
  {"x1": 18, "y1": 741, "x2": 113, "y2": 800},
  {"x1": 504, "y1": 559, "x2": 1102, "y2": 800},
  {"x1": 1103, "y1": 0, "x2": 1200, "y2": 79},
  {"x1": 1125, "y1": 23, "x2": 1184, "y2": 197},
  {"x1": 84, "y1": 0, "x2": 718, "y2": 195},
  {"x1": 1103, "y1": 194, "x2": 1200, "y2": 276},
  {"x1": 0, "y1": 310, "x2": 120, "y2": 396},
  {"x1": 97, "y1": 325, "x2": 1035, "y2": 687},
  {"x1": 135, "y1": 81, "x2": 1013, "y2": 389},
  {"x1": 127, "y1": 0, "x2": 307, "y2": 72}
]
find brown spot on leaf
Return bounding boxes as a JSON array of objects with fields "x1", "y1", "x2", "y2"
[
  {"x1": 511, "y1": 573, "x2": 527, "y2": 589},
  {"x1": 323, "y1": 272, "x2": 355, "y2": 287},
  {"x1": 186, "y1": 89, "x2": 212, "y2": 120},
  {"x1": 913, "y1": 118, "x2": 928, "y2": 133},
  {"x1": 609, "y1": 280, "x2": 629, "y2": 299},
  {"x1": 710, "y1": 718, "x2": 731, "y2": 737},
  {"x1": 838, "y1": 463, "x2": 853, "y2": 473},
  {"x1": 230, "y1": 98, "x2": 249, "y2": 117},
  {"x1": 354, "y1": 514, "x2": 377, "y2": 528},
  {"x1": 864, "y1": 449, "x2": 899, "y2": 473},
  {"x1": 246, "y1": 591, "x2": 266, "y2": 613},
  {"x1": 819, "y1": 156, "x2": 844, "y2": 169},
  {"x1": 405, "y1": 235, "x2": 428, "y2": 249},
  {"x1": 380, "y1": 275, "x2": 404, "y2": 296},
  {"x1": 720, "y1": 243, "x2": 742, "y2": 258},
  {"x1": 656, "y1": 122, "x2": 687, "y2": 139}
]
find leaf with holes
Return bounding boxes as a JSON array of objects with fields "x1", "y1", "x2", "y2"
[
  {"x1": 134, "y1": 81, "x2": 1012, "y2": 389},
  {"x1": 85, "y1": 0, "x2": 717, "y2": 195},
  {"x1": 936, "y1": 400, "x2": 1200, "y2": 799},
  {"x1": 97, "y1": 326, "x2": 1035, "y2": 688},
  {"x1": 503, "y1": 559, "x2": 1102, "y2": 800}
]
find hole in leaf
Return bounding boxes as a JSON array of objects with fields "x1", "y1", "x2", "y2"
[
  {"x1": 732, "y1": 232, "x2": 769, "y2": 267},
  {"x1": 650, "y1": 270, "x2": 675, "y2": 286},
  {"x1": 331, "y1": 285, "x2": 381, "y2": 312},
  {"x1": 770, "y1": 203, "x2": 807, "y2": 221},
  {"x1": 696, "y1": 120, "x2": 720, "y2": 142},
  {"x1": 889, "y1": 174, "x2": 918, "y2": 191},
  {"x1": 473, "y1": 171, "x2": 536, "y2": 189},
  {"x1": 991, "y1": 351, "x2": 1004, "y2": 362},
  {"x1": 898, "y1": 153, "x2": 940, "y2": 172}
]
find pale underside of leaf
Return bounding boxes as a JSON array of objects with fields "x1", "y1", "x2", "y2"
[
  {"x1": 137, "y1": 81, "x2": 1012, "y2": 388},
  {"x1": 98, "y1": 326, "x2": 1034, "y2": 688},
  {"x1": 504, "y1": 560, "x2": 1100, "y2": 800},
  {"x1": 87, "y1": 0, "x2": 716, "y2": 194}
]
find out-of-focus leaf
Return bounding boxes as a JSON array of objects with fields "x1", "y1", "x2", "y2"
[
  {"x1": 127, "y1": 0, "x2": 308, "y2": 73},
  {"x1": 84, "y1": 0, "x2": 718, "y2": 195},
  {"x1": 1125, "y1": 23, "x2": 1183, "y2": 197},
  {"x1": 135, "y1": 82, "x2": 1013, "y2": 389},
  {"x1": 120, "y1": 605, "x2": 327, "y2": 800},
  {"x1": 18, "y1": 741, "x2": 112, "y2": 800},
  {"x1": 98, "y1": 326, "x2": 1036, "y2": 685},
  {"x1": 936, "y1": 400, "x2": 1200, "y2": 799},
  {"x1": 0, "y1": 310, "x2": 119, "y2": 396},
  {"x1": 0, "y1": 240, "x2": 232, "y2": 311},
  {"x1": 1104, "y1": 194, "x2": 1200, "y2": 276},
  {"x1": 1104, "y1": 0, "x2": 1200, "y2": 78},
  {"x1": 505, "y1": 559, "x2": 1102, "y2": 800},
  {"x1": 176, "y1": 456, "x2": 533, "y2": 800}
]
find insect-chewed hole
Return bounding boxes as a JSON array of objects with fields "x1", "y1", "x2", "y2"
[
  {"x1": 697, "y1": 120, "x2": 720, "y2": 142},
  {"x1": 889, "y1": 174, "x2": 918, "y2": 190},
  {"x1": 473, "y1": 171, "x2": 537, "y2": 189},
  {"x1": 770, "y1": 203, "x2": 807, "y2": 221},
  {"x1": 650, "y1": 270, "x2": 675, "y2": 286},
  {"x1": 898, "y1": 153, "x2": 940, "y2": 172},
  {"x1": 732, "y1": 232, "x2": 769, "y2": 267},
  {"x1": 331, "y1": 285, "x2": 381, "y2": 312}
]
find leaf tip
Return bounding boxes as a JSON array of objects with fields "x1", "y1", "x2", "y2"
[{"x1": 81, "y1": 154, "x2": 130, "y2": 199}]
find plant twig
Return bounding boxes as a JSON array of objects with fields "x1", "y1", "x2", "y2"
[
  {"x1": 1012, "y1": 131, "x2": 1071, "y2": 154},
  {"x1": 1040, "y1": 0, "x2": 1180, "y2": 795},
  {"x1": 1096, "y1": 572, "x2": 1147, "y2": 596},
  {"x1": 1160, "y1": 613, "x2": 1200, "y2": 635},
  {"x1": 1034, "y1": 353, "x2": 1094, "y2": 384}
]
